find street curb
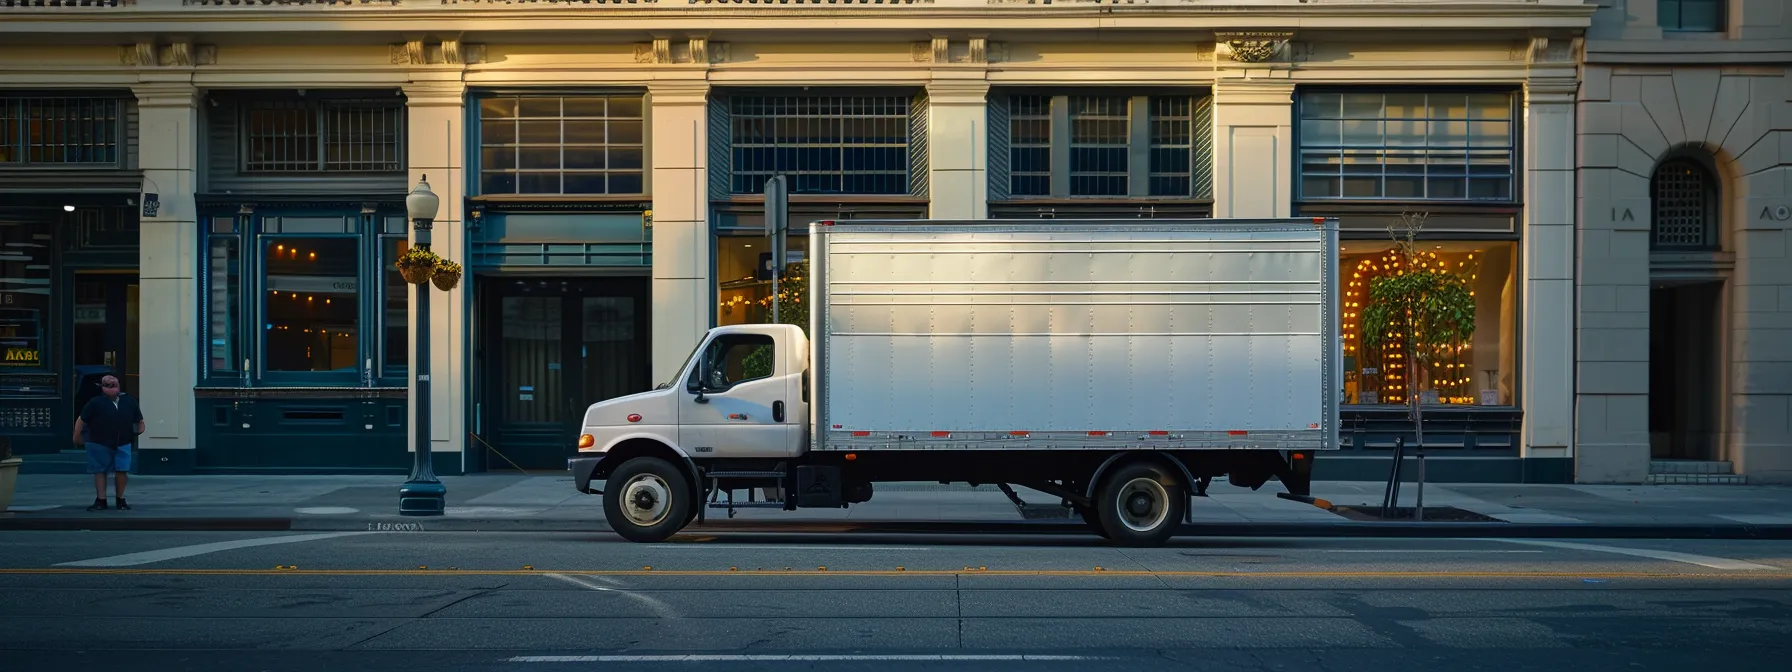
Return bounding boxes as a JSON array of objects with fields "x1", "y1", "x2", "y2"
[{"x1": 9, "y1": 515, "x2": 1792, "y2": 540}]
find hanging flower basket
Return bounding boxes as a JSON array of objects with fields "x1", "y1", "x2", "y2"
[
  {"x1": 431, "y1": 259, "x2": 463, "y2": 291},
  {"x1": 396, "y1": 247, "x2": 441, "y2": 285}
]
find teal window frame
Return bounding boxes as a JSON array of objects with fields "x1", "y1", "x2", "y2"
[{"x1": 1295, "y1": 87, "x2": 1522, "y2": 205}]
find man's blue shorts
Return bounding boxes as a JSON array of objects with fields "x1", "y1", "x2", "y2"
[{"x1": 85, "y1": 442, "x2": 132, "y2": 474}]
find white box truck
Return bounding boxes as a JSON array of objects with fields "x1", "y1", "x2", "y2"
[{"x1": 568, "y1": 218, "x2": 1341, "y2": 546}]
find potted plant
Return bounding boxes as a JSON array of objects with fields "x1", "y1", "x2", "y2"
[
  {"x1": 0, "y1": 436, "x2": 19, "y2": 514},
  {"x1": 430, "y1": 259, "x2": 463, "y2": 291},
  {"x1": 396, "y1": 246, "x2": 441, "y2": 284}
]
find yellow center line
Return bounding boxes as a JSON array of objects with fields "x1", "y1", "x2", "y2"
[{"x1": 0, "y1": 568, "x2": 1787, "y2": 579}]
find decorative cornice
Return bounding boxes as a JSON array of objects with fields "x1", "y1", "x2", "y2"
[
  {"x1": 1524, "y1": 35, "x2": 1581, "y2": 64},
  {"x1": 401, "y1": 81, "x2": 467, "y2": 106},
  {"x1": 913, "y1": 36, "x2": 1001, "y2": 64},
  {"x1": 391, "y1": 39, "x2": 483, "y2": 65},
  {"x1": 924, "y1": 78, "x2": 989, "y2": 104},
  {"x1": 131, "y1": 81, "x2": 202, "y2": 108}
]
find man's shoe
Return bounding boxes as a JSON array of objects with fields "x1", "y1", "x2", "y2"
[
  {"x1": 86, "y1": 499, "x2": 108, "y2": 511},
  {"x1": 115, "y1": 498, "x2": 131, "y2": 511}
]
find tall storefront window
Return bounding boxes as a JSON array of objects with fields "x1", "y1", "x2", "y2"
[
  {"x1": 716, "y1": 235, "x2": 811, "y2": 327},
  {"x1": 206, "y1": 218, "x2": 242, "y2": 374},
  {"x1": 476, "y1": 93, "x2": 646, "y2": 196},
  {"x1": 0, "y1": 219, "x2": 54, "y2": 370},
  {"x1": 1339, "y1": 239, "x2": 1519, "y2": 407},
  {"x1": 382, "y1": 237, "x2": 409, "y2": 372},
  {"x1": 264, "y1": 236, "x2": 360, "y2": 372}
]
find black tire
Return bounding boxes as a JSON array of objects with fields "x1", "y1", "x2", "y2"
[
  {"x1": 1094, "y1": 460, "x2": 1186, "y2": 547},
  {"x1": 602, "y1": 457, "x2": 693, "y2": 543}
]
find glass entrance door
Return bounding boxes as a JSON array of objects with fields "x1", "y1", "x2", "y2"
[
  {"x1": 480, "y1": 276, "x2": 650, "y2": 470},
  {"x1": 70, "y1": 273, "x2": 139, "y2": 413}
]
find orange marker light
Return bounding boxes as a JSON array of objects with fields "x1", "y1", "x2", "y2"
[{"x1": 577, "y1": 434, "x2": 595, "y2": 449}]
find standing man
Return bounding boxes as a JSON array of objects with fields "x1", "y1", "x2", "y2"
[{"x1": 73, "y1": 374, "x2": 144, "y2": 511}]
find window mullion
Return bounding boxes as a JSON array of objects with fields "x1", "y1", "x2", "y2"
[
  {"x1": 1049, "y1": 95, "x2": 1071, "y2": 198},
  {"x1": 1127, "y1": 96, "x2": 1151, "y2": 198}
]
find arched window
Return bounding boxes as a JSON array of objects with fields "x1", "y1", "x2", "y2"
[{"x1": 1650, "y1": 158, "x2": 1719, "y2": 251}]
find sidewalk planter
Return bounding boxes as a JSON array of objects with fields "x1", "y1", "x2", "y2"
[{"x1": 0, "y1": 457, "x2": 20, "y2": 513}]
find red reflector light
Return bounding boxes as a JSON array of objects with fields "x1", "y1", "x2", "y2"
[
  {"x1": 931, "y1": 431, "x2": 951, "y2": 438},
  {"x1": 851, "y1": 431, "x2": 870, "y2": 437},
  {"x1": 1292, "y1": 453, "x2": 1306, "y2": 460},
  {"x1": 1009, "y1": 431, "x2": 1029, "y2": 437},
  {"x1": 1228, "y1": 430, "x2": 1248, "y2": 436},
  {"x1": 821, "y1": 220, "x2": 836, "y2": 226},
  {"x1": 1088, "y1": 431, "x2": 1107, "y2": 437},
  {"x1": 1148, "y1": 431, "x2": 1169, "y2": 436},
  {"x1": 627, "y1": 414, "x2": 642, "y2": 423},
  {"x1": 845, "y1": 453, "x2": 858, "y2": 461}
]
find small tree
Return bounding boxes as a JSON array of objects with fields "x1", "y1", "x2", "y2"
[{"x1": 1358, "y1": 212, "x2": 1476, "y2": 404}]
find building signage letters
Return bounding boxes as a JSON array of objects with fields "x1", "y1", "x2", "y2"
[
  {"x1": 1759, "y1": 205, "x2": 1791, "y2": 222},
  {"x1": 3, "y1": 348, "x2": 40, "y2": 364},
  {"x1": 1612, "y1": 208, "x2": 1635, "y2": 222}
]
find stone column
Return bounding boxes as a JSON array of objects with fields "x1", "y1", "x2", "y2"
[
  {"x1": 1210, "y1": 80, "x2": 1294, "y2": 219},
  {"x1": 1521, "y1": 77, "x2": 1578, "y2": 468},
  {"x1": 403, "y1": 80, "x2": 469, "y2": 470},
  {"x1": 132, "y1": 80, "x2": 201, "y2": 470},
  {"x1": 647, "y1": 79, "x2": 713, "y2": 383},
  {"x1": 926, "y1": 79, "x2": 990, "y2": 219}
]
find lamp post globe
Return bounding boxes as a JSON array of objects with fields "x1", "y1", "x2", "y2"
[{"x1": 399, "y1": 175, "x2": 446, "y2": 516}]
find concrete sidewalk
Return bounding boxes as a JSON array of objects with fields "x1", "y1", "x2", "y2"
[{"x1": 4, "y1": 472, "x2": 1792, "y2": 538}]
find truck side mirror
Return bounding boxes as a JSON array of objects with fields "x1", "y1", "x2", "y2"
[{"x1": 688, "y1": 361, "x2": 712, "y2": 403}]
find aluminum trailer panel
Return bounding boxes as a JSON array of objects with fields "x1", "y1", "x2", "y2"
[{"x1": 810, "y1": 218, "x2": 1340, "y2": 453}]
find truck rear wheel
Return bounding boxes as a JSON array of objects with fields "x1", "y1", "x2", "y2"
[
  {"x1": 1095, "y1": 461, "x2": 1185, "y2": 547},
  {"x1": 602, "y1": 457, "x2": 692, "y2": 543}
]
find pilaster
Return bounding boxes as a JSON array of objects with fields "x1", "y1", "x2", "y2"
[
  {"x1": 648, "y1": 78, "x2": 713, "y2": 384},
  {"x1": 402, "y1": 79, "x2": 468, "y2": 461},
  {"x1": 1522, "y1": 76, "x2": 1578, "y2": 461},
  {"x1": 926, "y1": 78, "x2": 990, "y2": 220},
  {"x1": 1210, "y1": 79, "x2": 1294, "y2": 219},
  {"x1": 132, "y1": 79, "x2": 201, "y2": 457}
]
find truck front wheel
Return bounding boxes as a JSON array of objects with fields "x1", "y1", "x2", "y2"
[
  {"x1": 602, "y1": 457, "x2": 693, "y2": 543},
  {"x1": 1095, "y1": 461, "x2": 1186, "y2": 547}
]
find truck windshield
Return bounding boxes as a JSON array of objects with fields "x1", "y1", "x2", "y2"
[{"x1": 659, "y1": 339, "x2": 704, "y2": 389}]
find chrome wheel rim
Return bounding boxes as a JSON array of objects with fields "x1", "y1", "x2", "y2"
[
  {"x1": 1115, "y1": 477, "x2": 1169, "y2": 533},
  {"x1": 621, "y1": 474, "x2": 672, "y2": 527}
]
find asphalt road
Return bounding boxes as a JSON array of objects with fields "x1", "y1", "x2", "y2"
[{"x1": 2, "y1": 529, "x2": 1790, "y2": 671}]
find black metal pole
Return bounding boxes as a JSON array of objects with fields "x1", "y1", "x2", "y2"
[{"x1": 400, "y1": 211, "x2": 445, "y2": 516}]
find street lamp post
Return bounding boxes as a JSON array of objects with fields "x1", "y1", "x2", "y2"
[{"x1": 399, "y1": 175, "x2": 446, "y2": 516}]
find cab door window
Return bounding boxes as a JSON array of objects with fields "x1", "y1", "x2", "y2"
[{"x1": 693, "y1": 334, "x2": 775, "y2": 391}]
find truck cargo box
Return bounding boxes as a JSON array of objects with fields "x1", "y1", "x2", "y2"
[{"x1": 810, "y1": 218, "x2": 1341, "y2": 453}]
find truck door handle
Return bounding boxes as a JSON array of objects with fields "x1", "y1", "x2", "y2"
[{"x1": 773, "y1": 401, "x2": 785, "y2": 423}]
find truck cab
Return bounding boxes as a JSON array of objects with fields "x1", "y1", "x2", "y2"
[{"x1": 566, "y1": 324, "x2": 810, "y2": 539}]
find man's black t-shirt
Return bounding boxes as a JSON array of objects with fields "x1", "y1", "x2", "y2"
[{"x1": 80, "y1": 393, "x2": 143, "y2": 449}]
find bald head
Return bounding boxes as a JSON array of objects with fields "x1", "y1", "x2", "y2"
[{"x1": 100, "y1": 375, "x2": 120, "y2": 397}]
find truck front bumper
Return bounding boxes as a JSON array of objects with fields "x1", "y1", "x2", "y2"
[{"x1": 568, "y1": 455, "x2": 604, "y2": 494}]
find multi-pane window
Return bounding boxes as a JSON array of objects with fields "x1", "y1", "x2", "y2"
[
  {"x1": 995, "y1": 92, "x2": 1210, "y2": 200},
  {"x1": 1007, "y1": 95, "x2": 1052, "y2": 197},
  {"x1": 1660, "y1": 0, "x2": 1725, "y2": 32},
  {"x1": 730, "y1": 95, "x2": 912, "y2": 195},
  {"x1": 478, "y1": 94, "x2": 646, "y2": 196},
  {"x1": 240, "y1": 98, "x2": 405, "y2": 173},
  {"x1": 1299, "y1": 91, "x2": 1517, "y2": 202},
  {"x1": 206, "y1": 219, "x2": 242, "y2": 375},
  {"x1": 0, "y1": 96, "x2": 122, "y2": 165},
  {"x1": 1069, "y1": 97, "x2": 1130, "y2": 196},
  {"x1": 1149, "y1": 97, "x2": 1196, "y2": 198}
]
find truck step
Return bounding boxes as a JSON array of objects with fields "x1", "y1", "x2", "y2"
[
  {"x1": 708, "y1": 502, "x2": 785, "y2": 509},
  {"x1": 705, "y1": 471, "x2": 787, "y2": 480}
]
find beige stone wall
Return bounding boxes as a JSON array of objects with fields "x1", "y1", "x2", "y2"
[
  {"x1": 1576, "y1": 63, "x2": 1792, "y2": 483},
  {"x1": 0, "y1": 17, "x2": 1593, "y2": 465}
]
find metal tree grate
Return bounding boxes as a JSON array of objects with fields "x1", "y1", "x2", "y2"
[{"x1": 1651, "y1": 158, "x2": 1717, "y2": 250}]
